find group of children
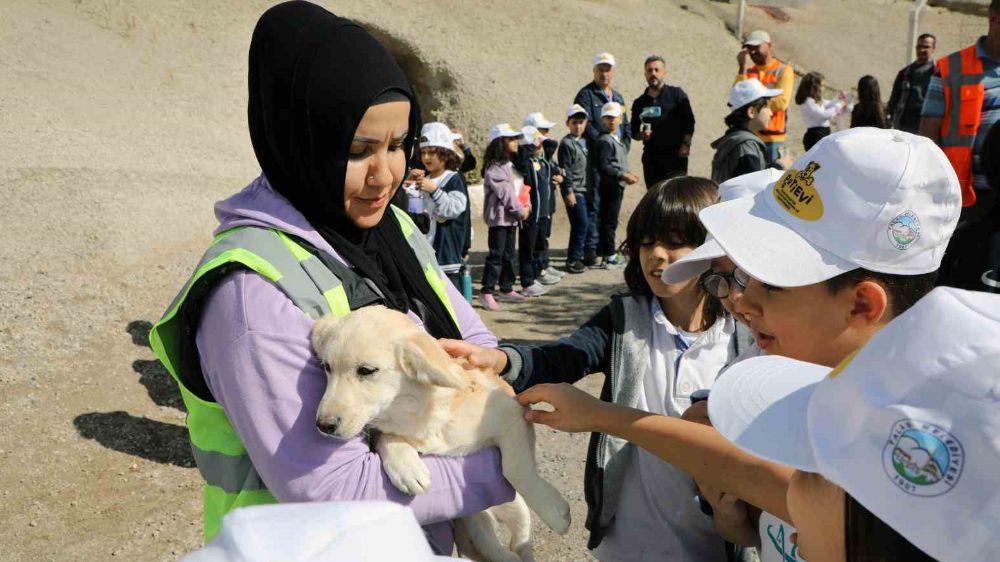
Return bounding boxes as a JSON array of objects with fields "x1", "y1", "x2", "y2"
[
  {"x1": 444, "y1": 126, "x2": 999, "y2": 562},
  {"x1": 478, "y1": 102, "x2": 639, "y2": 310}
]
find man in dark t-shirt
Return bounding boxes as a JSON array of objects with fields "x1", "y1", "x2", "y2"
[
  {"x1": 888, "y1": 33, "x2": 936, "y2": 134},
  {"x1": 630, "y1": 55, "x2": 695, "y2": 187}
]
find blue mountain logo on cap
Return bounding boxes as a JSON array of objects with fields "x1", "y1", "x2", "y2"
[
  {"x1": 887, "y1": 211, "x2": 921, "y2": 250},
  {"x1": 882, "y1": 419, "x2": 963, "y2": 497}
]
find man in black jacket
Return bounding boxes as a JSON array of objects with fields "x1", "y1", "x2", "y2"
[
  {"x1": 631, "y1": 55, "x2": 695, "y2": 187},
  {"x1": 887, "y1": 33, "x2": 936, "y2": 134},
  {"x1": 574, "y1": 52, "x2": 630, "y2": 265}
]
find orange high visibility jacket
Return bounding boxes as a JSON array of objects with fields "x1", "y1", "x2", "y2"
[
  {"x1": 745, "y1": 59, "x2": 790, "y2": 141},
  {"x1": 938, "y1": 44, "x2": 985, "y2": 207}
]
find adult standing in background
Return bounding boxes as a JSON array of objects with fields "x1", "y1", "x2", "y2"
[
  {"x1": 921, "y1": 0, "x2": 1000, "y2": 288},
  {"x1": 575, "y1": 52, "x2": 630, "y2": 266},
  {"x1": 887, "y1": 33, "x2": 937, "y2": 133},
  {"x1": 735, "y1": 30, "x2": 794, "y2": 163},
  {"x1": 630, "y1": 55, "x2": 695, "y2": 187}
]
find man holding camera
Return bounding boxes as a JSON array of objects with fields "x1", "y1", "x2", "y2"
[{"x1": 630, "y1": 55, "x2": 695, "y2": 188}]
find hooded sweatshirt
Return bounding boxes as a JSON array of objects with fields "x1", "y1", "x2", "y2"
[
  {"x1": 710, "y1": 126, "x2": 769, "y2": 184},
  {"x1": 194, "y1": 175, "x2": 514, "y2": 554}
]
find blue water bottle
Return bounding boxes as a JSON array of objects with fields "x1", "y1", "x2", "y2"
[{"x1": 461, "y1": 265, "x2": 473, "y2": 304}]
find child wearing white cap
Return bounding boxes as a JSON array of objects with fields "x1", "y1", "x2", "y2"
[
  {"x1": 415, "y1": 122, "x2": 472, "y2": 292},
  {"x1": 441, "y1": 177, "x2": 751, "y2": 561},
  {"x1": 711, "y1": 79, "x2": 792, "y2": 184},
  {"x1": 709, "y1": 286, "x2": 1000, "y2": 561},
  {"x1": 559, "y1": 104, "x2": 595, "y2": 273},
  {"x1": 479, "y1": 124, "x2": 530, "y2": 311},
  {"x1": 513, "y1": 128, "x2": 962, "y2": 562},
  {"x1": 521, "y1": 114, "x2": 566, "y2": 284},
  {"x1": 595, "y1": 102, "x2": 641, "y2": 267}
]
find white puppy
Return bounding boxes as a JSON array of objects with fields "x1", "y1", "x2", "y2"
[{"x1": 311, "y1": 306, "x2": 571, "y2": 562}]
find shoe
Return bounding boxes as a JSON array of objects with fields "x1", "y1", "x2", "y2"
[
  {"x1": 538, "y1": 271, "x2": 562, "y2": 285},
  {"x1": 604, "y1": 253, "x2": 627, "y2": 268},
  {"x1": 544, "y1": 267, "x2": 566, "y2": 279},
  {"x1": 478, "y1": 293, "x2": 501, "y2": 311},
  {"x1": 520, "y1": 281, "x2": 549, "y2": 297},
  {"x1": 582, "y1": 250, "x2": 597, "y2": 267},
  {"x1": 566, "y1": 260, "x2": 586, "y2": 274},
  {"x1": 496, "y1": 290, "x2": 528, "y2": 303}
]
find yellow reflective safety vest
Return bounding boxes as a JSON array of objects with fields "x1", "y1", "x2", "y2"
[{"x1": 148, "y1": 207, "x2": 456, "y2": 541}]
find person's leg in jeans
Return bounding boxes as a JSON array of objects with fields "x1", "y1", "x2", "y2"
[
  {"x1": 518, "y1": 220, "x2": 539, "y2": 289},
  {"x1": 584, "y1": 165, "x2": 601, "y2": 265},
  {"x1": 597, "y1": 180, "x2": 623, "y2": 258},
  {"x1": 499, "y1": 226, "x2": 518, "y2": 293},
  {"x1": 535, "y1": 217, "x2": 552, "y2": 274},
  {"x1": 480, "y1": 226, "x2": 504, "y2": 294},
  {"x1": 566, "y1": 192, "x2": 589, "y2": 265}
]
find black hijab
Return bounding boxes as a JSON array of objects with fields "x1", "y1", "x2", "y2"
[{"x1": 247, "y1": 1, "x2": 461, "y2": 340}]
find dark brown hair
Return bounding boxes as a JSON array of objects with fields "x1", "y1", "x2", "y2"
[
  {"x1": 850, "y1": 75, "x2": 888, "y2": 128},
  {"x1": 824, "y1": 269, "x2": 937, "y2": 319},
  {"x1": 725, "y1": 97, "x2": 770, "y2": 128},
  {"x1": 481, "y1": 137, "x2": 511, "y2": 176},
  {"x1": 796, "y1": 71, "x2": 825, "y2": 105},
  {"x1": 622, "y1": 177, "x2": 723, "y2": 328},
  {"x1": 421, "y1": 146, "x2": 461, "y2": 171},
  {"x1": 844, "y1": 494, "x2": 935, "y2": 561}
]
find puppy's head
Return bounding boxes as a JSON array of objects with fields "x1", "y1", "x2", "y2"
[{"x1": 311, "y1": 305, "x2": 466, "y2": 438}]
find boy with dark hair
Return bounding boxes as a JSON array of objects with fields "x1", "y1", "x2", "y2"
[
  {"x1": 595, "y1": 102, "x2": 640, "y2": 268},
  {"x1": 558, "y1": 104, "x2": 594, "y2": 273}
]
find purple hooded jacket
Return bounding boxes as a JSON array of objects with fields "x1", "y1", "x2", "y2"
[{"x1": 194, "y1": 176, "x2": 515, "y2": 554}]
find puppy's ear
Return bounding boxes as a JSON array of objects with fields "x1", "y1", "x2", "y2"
[
  {"x1": 311, "y1": 314, "x2": 345, "y2": 361},
  {"x1": 398, "y1": 333, "x2": 466, "y2": 389}
]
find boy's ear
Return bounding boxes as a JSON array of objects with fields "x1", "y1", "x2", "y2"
[
  {"x1": 850, "y1": 280, "x2": 890, "y2": 325},
  {"x1": 397, "y1": 332, "x2": 466, "y2": 389}
]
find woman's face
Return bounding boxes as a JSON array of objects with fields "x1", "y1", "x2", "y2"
[
  {"x1": 787, "y1": 471, "x2": 846, "y2": 562},
  {"x1": 344, "y1": 101, "x2": 411, "y2": 228},
  {"x1": 639, "y1": 237, "x2": 698, "y2": 300}
]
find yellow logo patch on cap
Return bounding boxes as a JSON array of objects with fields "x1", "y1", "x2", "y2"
[{"x1": 773, "y1": 161, "x2": 824, "y2": 221}]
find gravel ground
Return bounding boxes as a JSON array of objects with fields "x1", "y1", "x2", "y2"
[{"x1": 0, "y1": 1, "x2": 982, "y2": 560}]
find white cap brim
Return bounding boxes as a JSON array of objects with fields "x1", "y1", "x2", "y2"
[
  {"x1": 699, "y1": 189, "x2": 857, "y2": 287},
  {"x1": 709, "y1": 355, "x2": 831, "y2": 471},
  {"x1": 661, "y1": 237, "x2": 724, "y2": 284}
]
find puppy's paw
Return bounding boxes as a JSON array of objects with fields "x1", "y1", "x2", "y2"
[
  {"x1": 383, "y1": 454, "x2": 432, "y2": 496},
  {"x1": 535, "y1": 496, "x2": 571, "y2": 535}
]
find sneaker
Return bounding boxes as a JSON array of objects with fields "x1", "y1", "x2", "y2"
[
  {"x1": 478, "y1": 293, "x2": 501, "y2": 311},
  {"x1": 544, "y1": 267, "x2": 566, "y2": 279},
  {"x1": 520, "y1": 281, "x2": 549, "y2": 297},
  {"x1": 566, "y1": 260, "x2": 586, "y2": 274},
  {"x1": 538, "y1": 271, "x2": 562, "y2": 285},
  {"x1": 496, "y1": 290, "x2": 528, "y2": 303},
  {"x1": 583, "y1": 250, "x2": 598, "y2": 267},
  {"x1": 603, "y1": 253, "x2": 627, "y2": 268}
]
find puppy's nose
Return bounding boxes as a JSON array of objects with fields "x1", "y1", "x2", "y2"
[{"x1": 317, "y1": 417, "x2": 340, "y2": 436}]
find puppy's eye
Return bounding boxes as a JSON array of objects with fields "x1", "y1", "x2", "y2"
[{"x1": 356, "y1": 365, "x2": 379, "y2": 377}]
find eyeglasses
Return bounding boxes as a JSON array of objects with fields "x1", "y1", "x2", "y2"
[{"x1": 701, "y1": 267, "x2": 751, "y2": 299}]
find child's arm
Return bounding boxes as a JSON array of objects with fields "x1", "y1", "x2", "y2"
[
  {"x1": 428, "y1": 175, "x2": 468, "y2": 220},
  {"x1": 595, "y1": 137, "x2": 624, "y2": 180},
  {"x1": 484, "y1": 165, "x2": 523, "y2": 214},
  {"x1": 516, "y1": 383, "x2": 795, "y2": 522},
  {"x1": 440, "y1": 302, "x2": 614, "y2": 391}
]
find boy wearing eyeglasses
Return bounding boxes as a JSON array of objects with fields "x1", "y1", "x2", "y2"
[{"x1": 510, "y1": 129, "x2": 961, "y2": 562}]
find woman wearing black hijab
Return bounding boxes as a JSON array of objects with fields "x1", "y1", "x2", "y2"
[{"x1": 149, "y1": 1, "x2": 513, "y2": 553}]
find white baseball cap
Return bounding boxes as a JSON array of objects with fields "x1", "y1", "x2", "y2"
[
  {"x1": 524, "y1": 112, "x2": 557, "y2": 130},
  {"x1": 182, "y1": 501, "x2": 460, "y2": 561},
  {"x1": 698, "y1": 128, "x2": 961, "y2": 288},
  {"x1": 566, "y1": 103, "x2": 589, "y2": 119},
  {"x1": 486, "y1": 123, "x2": 524, "y2": 144},
  {"x1": 600, "y1": 102, "x2": 623, "y2": 118},
  {"x1": 743, "y1": 29, "x2": 771, "y2": 47},
  {"x1": 662, "y1": 168, "x2": 784, "y2": 284},
  {"x1": 594, "y1": 52, "x2": 616, "y2": 67},
  {"x1": 519, "y1": 125, "x2": 542, "y2": 146},
  {"x1": 708, "y1": 287, "x2": 1000, "y2": 562},
  {"x1": 419, "y1": 122, "x2": 461, "y2": 154},
  {"x1": 728, "y1": 78, "x2": 783, "y2": 109}
]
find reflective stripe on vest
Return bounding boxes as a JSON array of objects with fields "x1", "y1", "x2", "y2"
[
  {"x1": 148, "y1": 206, "x2": 455, "y2": 541},
  {"x1": 939, "y1": 45, "x2": 984, "y2": 207},
  {"x1": 749, "y1": 62, "x2": 788, "y2": 138}
]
